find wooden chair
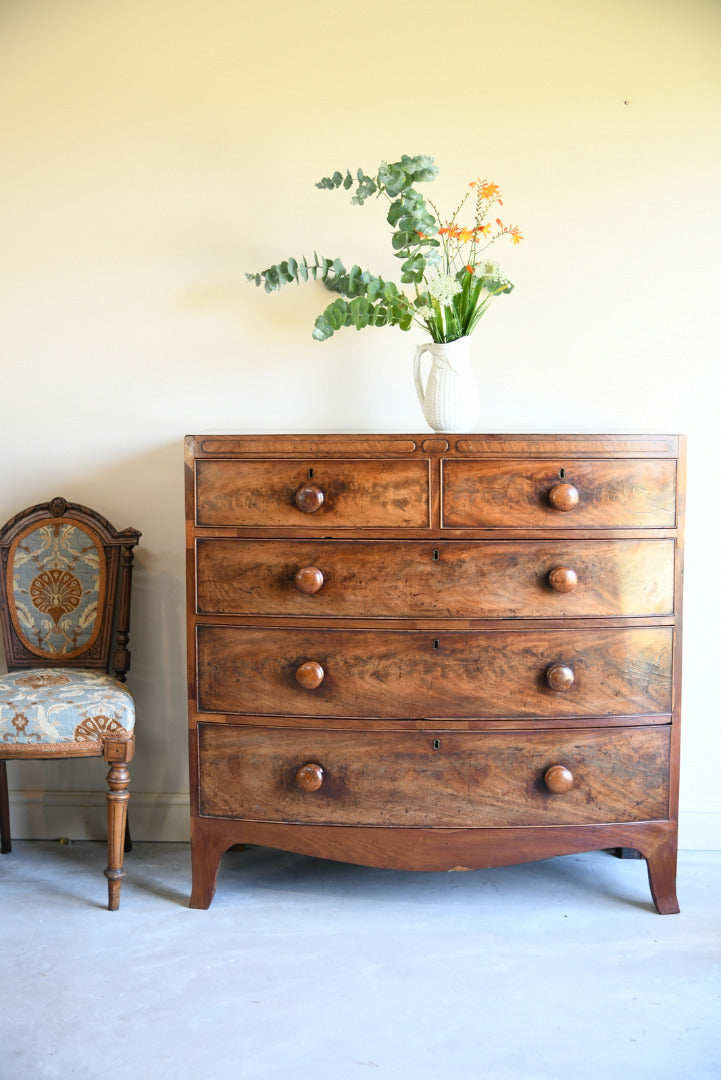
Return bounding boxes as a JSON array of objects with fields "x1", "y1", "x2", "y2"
[{"x1": 0, "y1": 497, "x2": 140, "y2": 909}]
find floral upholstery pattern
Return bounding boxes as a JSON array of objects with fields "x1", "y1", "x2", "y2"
[
  {"x1": 9, "y1": 521, "x2": 105, "y2": 658},
  {"x1": 0, "y1": 669, "x2": 134, "y2": 749}
]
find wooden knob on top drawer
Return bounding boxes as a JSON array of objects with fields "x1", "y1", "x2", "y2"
[
  {"x1": 548, "y1": 566, "x2": 578, "y2": 593},
  {"x1": 295, "y1": 484, "x2": 325, "y2": 513},
  {"x1": 544, "y1": 764, "x2": 575, "y2": 794},
  {"x1": 295, "y1": 763, "x2": 324, "y2": 791},
  {"x1": 294, "y1": 566, "x2": 325, "y2": 594},
  {"x1": 548, "y1": 483, "x2": 579, "y2": 512},
  {"x1": 545, "y1": 663, "x2": 574, "y2": 692},
  {"x1": 295, "y1": 660, "x2": 325, "y2": 689}
]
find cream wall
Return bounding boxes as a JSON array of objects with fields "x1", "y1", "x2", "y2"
[{"x1": 1, "y1": 0, "x2": 720, "y2": 847}]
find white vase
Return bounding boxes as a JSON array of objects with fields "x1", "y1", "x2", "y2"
[{"x1": 413, "y1": 336, "x2": 479, "y2": 432}]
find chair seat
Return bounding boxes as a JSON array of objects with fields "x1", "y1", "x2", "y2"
[{"x1": 0, "y1": 669, "x2": 135, "y2": 751}]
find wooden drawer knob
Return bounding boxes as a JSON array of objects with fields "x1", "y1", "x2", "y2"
[
  {"x1": 294, "y1": 566, "x2": 325, "y2": 594},
  {"x1": 548, "y1": 566, "x2": 578, "y2": 593},
  {"x1": 548, "y1": 483, "x2": 579, "y2": 512},
  {"x1": 295, "y1": 660, "x2": 325, "y2": 689},
  {"x1": 545, "y1": 663, "x2": 574, "y2": 692},
  {"x1": 295, "y1": 763, "x2": 324, "y2": 792},
  {"x1": 295, "y1": 484, "x2": 325, "y2": 513},
  {"x1": 544, "y1": 764, "x2": 575, "y2": 794}
]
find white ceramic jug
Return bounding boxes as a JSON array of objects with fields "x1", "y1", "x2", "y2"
[{"x1": 413, "y1": 336, "x2": 479, "y2": 432}]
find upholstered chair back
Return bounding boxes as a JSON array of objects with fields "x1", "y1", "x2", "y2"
[{"x1": 0, "y1": 497, "x2": 140, "y2": 680}]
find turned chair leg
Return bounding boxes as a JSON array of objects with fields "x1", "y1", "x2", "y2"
[
  {"x1": 0, "y1": 760, "x2": 11, "y2": 854},
  {"x1": 104, "y1": 760, "x2": 131, "y2": 911}
]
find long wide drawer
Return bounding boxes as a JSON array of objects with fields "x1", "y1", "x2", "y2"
[
  {"x1": 196, "y1": 625, "x2": 673, "y2": 719},
  {"x1": 195, "y1": 538, "x2": 675, "y2": 619},
  {"x1": 441, "y1": 458, "x2": 677, "y2": 528},
  {"x1": 197, "y1": 724, "x2": 670, "y2": 827},
  {"x1": 194, "y1": 458, "x2": 430, "y2": 528}
]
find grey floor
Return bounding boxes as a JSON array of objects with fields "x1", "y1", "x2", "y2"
[{"x1": 2, "y1": 843, "x2": 720, "y2": 1080}]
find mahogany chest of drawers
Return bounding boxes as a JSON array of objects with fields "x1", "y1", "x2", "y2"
[{"x1": 185, "y1": 433, "x2": 685, "y2": 912}]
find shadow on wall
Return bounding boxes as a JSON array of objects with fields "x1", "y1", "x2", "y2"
[{"x1": 1, "y1": 440, "x2": 190, "y2": 839}]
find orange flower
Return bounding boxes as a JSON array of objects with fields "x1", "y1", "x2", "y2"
[
  {"x1": 457, "y1": 227, "x2": 475, "y2": 243},
  {"x1": 465, "y1": 265, "x2": 474, "y2": 273},
  {"x1": 471, "y1": 179, "x2": 501, "y2": 200},
  {"x1": 509, "y1": 225, "x2": 524, "y2": 244},
  {"x1": 476, "y1": 224, "x2": 492, "y2": 236}
]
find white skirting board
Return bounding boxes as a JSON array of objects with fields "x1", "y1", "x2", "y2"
[
  {"x1": 4, "y1": 790, "x2": 191, "y2": 844},
  {"x1": 2, "y1": 791, "x2": 719, "y2": 850}
]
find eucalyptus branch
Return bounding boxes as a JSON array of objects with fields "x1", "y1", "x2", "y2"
[{"x1": 246, "y1": 155, "x2": 522, "y2": 344}]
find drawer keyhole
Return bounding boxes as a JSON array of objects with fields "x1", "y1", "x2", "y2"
[
  {"x1": 433, "y1": 739, "x2": 441, "y2": 751},
  {"x1": 433, "y1": 639, "x2": 440, "y2": 649},
  {"x1": 559, "y1": 467, "x2": 566, "y2": 479},
  {"x1": 308, "y1": 468, "x2": 314, "y2": 479},
  {"x1": 432, "y1": 549, "x2": 440, "y2": 561}
]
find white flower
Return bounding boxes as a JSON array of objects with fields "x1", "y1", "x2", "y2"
[
  {"x1": 414, "y1": 304, "x2": 434, "y2": 321},
  {"x1": 426, "y1": 272, "x2": 462, "y2": 305}
]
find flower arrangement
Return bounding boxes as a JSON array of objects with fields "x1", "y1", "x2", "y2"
[{"x1": 247, "y1": 154, "x2": 523, "y2": 344}]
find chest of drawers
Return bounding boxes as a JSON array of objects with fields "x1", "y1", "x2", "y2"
[{"x1": 185, "y1": 433, "x2": 685, "y2": 912}]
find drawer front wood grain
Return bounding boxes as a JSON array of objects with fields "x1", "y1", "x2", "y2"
[
  {"x1": 197, "y1": 724, "x2": 670, "y2": 827},
  {"x1": 195, "y1": 458, "x2": 430, "y2": 528},
  {"x1": 196, "y1": 625, "x2": 673, "y2": 719},
  {"x1": 441, "y1": 458, "x2": 677, "y2": 528},
  {"x1": 195, "y1": 538, "x2": 675, "y2": 619}
]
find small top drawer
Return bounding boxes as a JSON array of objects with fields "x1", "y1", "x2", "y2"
[
  {"x1": 441, "y1": 458, "x2": 677, "y2": 529},
  {"x1": 195, "y1": 459, "x2": 430, "y2": 529}
]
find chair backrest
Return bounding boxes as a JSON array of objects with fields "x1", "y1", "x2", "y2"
[{"x1": 0, "y1": 497, "x2": 141, "y2": 681}]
